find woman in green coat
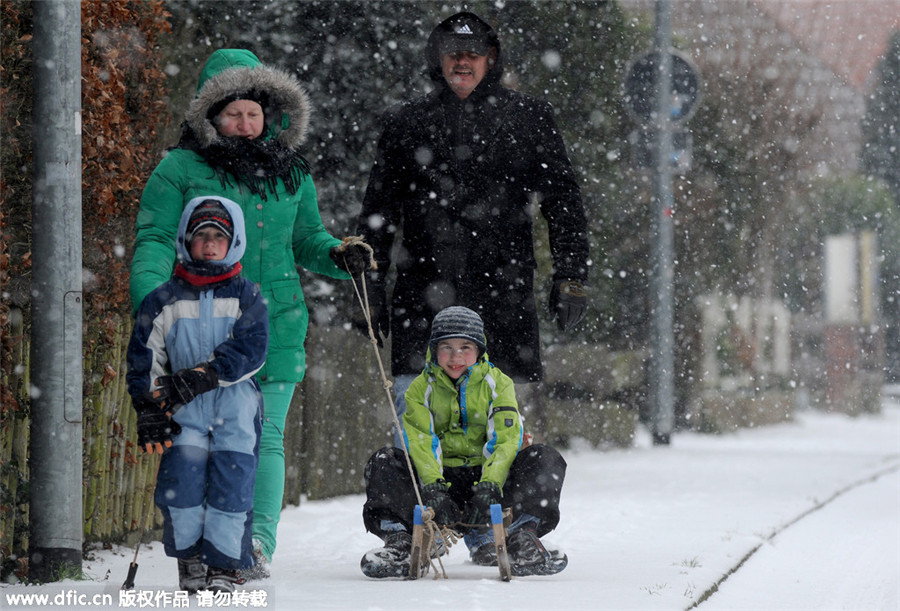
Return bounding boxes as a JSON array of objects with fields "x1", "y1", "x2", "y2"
[{"x1": 130, "y1": 48, "x2": 371, "y2": 578}]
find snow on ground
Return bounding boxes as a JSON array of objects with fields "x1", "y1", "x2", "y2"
[{"x1": 3, "y1": 395, "x2": 898, "y2": 611}]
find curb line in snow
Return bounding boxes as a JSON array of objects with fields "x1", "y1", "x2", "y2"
[{"x1": 686, "y1": 459, "x2": 900, "y2": 610}]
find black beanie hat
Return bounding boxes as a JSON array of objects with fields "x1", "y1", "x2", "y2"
[
  {"x1": 206, "y1": 88, "x2": 270, "y2": 121},
  {"x1": 429, "y1": 306, "x2": 487, "y2": 359},
  {"x1": 187, "y1": 199, "x2": 234, "y2": 243}
]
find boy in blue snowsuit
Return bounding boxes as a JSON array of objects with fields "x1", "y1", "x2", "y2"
[{"x1": 126, "y1": 195, "x2": 268, "y2": 593}]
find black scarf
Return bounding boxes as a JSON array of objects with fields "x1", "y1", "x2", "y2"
[{"x1": 176, "y1": 125, "x2": 311, "y2": 202}]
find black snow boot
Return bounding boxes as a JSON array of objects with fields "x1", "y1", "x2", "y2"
[
  {"x1": 507, "y1": 525, "x2": 551, "y2": 566},
  {"x1": 177, "y1": 554, "x2": 206, "y2": 594},
  {"x1": 506, "y1": 524, "x2": 568, "y2": 576},
  {"x1": 360, "y1": 531, "x2": 412, "y2": 579},
  {"x1": 471, "y1": 542, "x2": 498, "y2": 566}
]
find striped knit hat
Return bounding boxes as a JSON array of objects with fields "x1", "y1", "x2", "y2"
[
  {"x1": 186, "y1": 199, "x2": 234, "y2": 243},
  {"x1": 429, "y1": 306, "x2": 487, "y2": 359}
]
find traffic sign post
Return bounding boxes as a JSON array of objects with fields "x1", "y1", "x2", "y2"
[
  {"x1": 629, "y1": 128, "x2": 693, "y2": 173},
  {"x1": 621, "y1": 4, "x2": 702, "y2": 445}
]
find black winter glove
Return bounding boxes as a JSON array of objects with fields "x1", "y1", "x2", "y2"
[
  {"x1": 152, "y1": 364, "x2": 219, "y2": 411},
  {"x1": 466, "y1": 481, "x2": 502, "y2": 528},
  {"x1": 351, "y1": 273, "x2": 389, "y2": 348},
  {"x1": 549, "y1": 279, "x2": 587, "y2": 331},
  {"x1": 134, "y1": 396, "x2": 182, "y2": 454},
  {"x1": 330, "y1": 237, "x2": 376, "y2": 276},
  {"x1": 422, "y1": 480, "x2": 460, "y2": 526}
]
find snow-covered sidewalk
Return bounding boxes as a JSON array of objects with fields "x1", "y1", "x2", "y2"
[{"x1": 3, "y1": 396, "x2": 898, "y2": 610}]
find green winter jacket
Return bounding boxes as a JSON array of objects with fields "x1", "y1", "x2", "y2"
[
  {"x1": 402, "y1": 354, "x2": 523, "y2": 488},
  {"x1": 130, "y1": 49, "x2": 349, "y2": 383}
]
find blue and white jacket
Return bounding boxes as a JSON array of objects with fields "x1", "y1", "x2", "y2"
[{"x1": 126, "y1": 195, "x2": 268, "y2": 421}]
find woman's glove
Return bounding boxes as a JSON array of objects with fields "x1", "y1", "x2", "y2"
[
  {"x1": 330, "y1": 236, "x2": 376, "y2": 276},
  {"x1": 152, "y1": 364, "x2": 218, "y2": 410},
  {"x1": 133, "y1": 396, "x2": 181, "y2": 454},
  {"x1": 422, "y1": 480, "x2": 460, "y2": 526},
  {"x1": 466, "y1": 481, "x2": 502, "y2": 528}
]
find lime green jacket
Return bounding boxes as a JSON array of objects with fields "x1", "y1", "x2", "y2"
[
  {"x1": 402, "y1": 355, "x2": 523, "y2": 488},
  {"x1": 130, "y1": 49, "x2": 349, "y2": 383}
]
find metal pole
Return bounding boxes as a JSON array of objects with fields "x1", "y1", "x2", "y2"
[
  {"x1": 29, "y1": 0, "x2": 83, "y2": 582},
  {"x1": 649, "y1": 0, "x2": 675, "y2": 444}
]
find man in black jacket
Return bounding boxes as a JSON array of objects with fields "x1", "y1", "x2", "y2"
[{"x1": 356, "y1": 11, "x2": 590, "y2": 428}]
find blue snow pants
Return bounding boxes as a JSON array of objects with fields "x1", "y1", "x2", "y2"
[{"x1": 155, "y1": 388, "x2": 262, "y2": 570}]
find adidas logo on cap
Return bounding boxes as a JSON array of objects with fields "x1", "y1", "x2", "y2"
[{"x1": 440, "y1": 14, "x2": 491, "y2": 55}]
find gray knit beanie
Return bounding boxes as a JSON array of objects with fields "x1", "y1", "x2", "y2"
[{"x1": 429, "y1": 306, "x2": 487, "y2": 359}]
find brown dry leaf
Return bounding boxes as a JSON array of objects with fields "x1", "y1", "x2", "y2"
[{"x1": 101, "y1": 363, "x2": 118, "y2": 386}]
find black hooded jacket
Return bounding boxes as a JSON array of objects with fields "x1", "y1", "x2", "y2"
[{"x1": 357, "y1": 12, "x2": 589, "y2": 381}]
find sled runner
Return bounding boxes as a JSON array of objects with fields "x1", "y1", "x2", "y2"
[{"x1": 490, "y1": 503, "x2": 512, "y2": 582}]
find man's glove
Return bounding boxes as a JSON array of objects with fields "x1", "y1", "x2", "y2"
[
  {"x1": 351, "y1": 273, "x2": 389, "y2": 348},
  {"x1": 134, "y1": 396, "x2": 181, "y2": 454},
  {"x1": 549, "y1": 279, "x2": 587, "y2": 331},
  {"x1": 422, "y1": 480, "x2": 460, "y2": 526},
  {"x1": 330, "y1": 236, "x2": 376, "y2": 276},
  {"x1": 465, "y1": 481, "x2": 502, "y2": 528},
  {"x1": 152, "y1": 364, "x2": 218, "y2": 411}
]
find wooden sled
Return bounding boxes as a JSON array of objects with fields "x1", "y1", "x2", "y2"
[{"x1": 408, "y1": 503, "x2": 513, "y2": 581}]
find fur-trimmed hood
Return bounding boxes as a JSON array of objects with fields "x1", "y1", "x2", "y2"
[{"x1": 185, "y1": 49, "x2": 310, "y2": 151}]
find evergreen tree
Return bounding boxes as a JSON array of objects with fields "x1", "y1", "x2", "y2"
[
  {"x1": 860, "y1": 29, "x2": 900, "y2": 380},
  {"x1": 861, "y1": 30, "x2": 900, "y2": 208}
]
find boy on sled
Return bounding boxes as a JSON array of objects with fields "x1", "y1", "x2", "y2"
[{"x1": 360, "y1": 306, "x2": 568, "y2": 578}]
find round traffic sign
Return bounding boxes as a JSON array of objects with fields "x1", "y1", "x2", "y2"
[{"x1": 623, "y1": 49, "x2": 701, "y2": 125}]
